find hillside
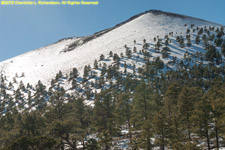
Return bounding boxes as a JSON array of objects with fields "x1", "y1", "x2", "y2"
[
  {"x1": 0, "y1": 10, "x2": 220, "y2": 86},
  {"x1": 0, "y1": 10, "x2": 225, "y2": 150}
]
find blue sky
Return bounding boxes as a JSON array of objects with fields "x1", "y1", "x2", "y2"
[{"x1": 0, "y1": 0, "x2": 225, "y2": 61}]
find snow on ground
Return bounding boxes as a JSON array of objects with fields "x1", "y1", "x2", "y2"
[{"x1": 0, "y1": 10, "x2": 220, "y2": 87}]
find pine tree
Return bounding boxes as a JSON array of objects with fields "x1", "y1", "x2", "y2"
[
  {"x1": 143, "y1": 43, "x2": 149, "y2": 50},
  {"x1": 198, "y1": 28, "x2": 203, "y2": 35},
  {"x1": 133, "y1": 46, "x2": 137, "y2": 53},
  {"x1": 215, "y1": 38, "x2": 223, "y2": 47},
  {"x1": 195, "y1": 35, "x2": 200, "y2": 44},
  {"x1": 132, "y1": 83, "x2": 154, "y2": 149},
  {"x1": 100, "y1": 54, "x2": 105, "y2": 61},
  {"x1": 72, "y1": 97, "x2": 92, "y2": 149},
  {"x1": 83, "y1": 65, "x2": 90, "y2": 80},
  {"x1": 69, "y1": 67, "x2": 79, "y2": 81},
  {"x1": 94, "y1": 90, "x2": 118, "y2": 149},
  {"x1": 187, "y1": 38, "x2": 192, "y2": 47},
  {"x1": 113, "y1": 53, "x2": 120, "y2": 64},
  {"x1": 109, "y1": 51, "x2": 113, "y2": 57},
  {"x1": 46, "y1": 88, "x2": 81, "y2": 149},
  {"x1": 124, "y1": 62, "x2": 127, "y2": 74},
  {"x1": 191, "y1": 93, "x2": 212, "y2": 150},
  {"x1": 162, "y1": 46, "x2": 170, "y2": 58},
  {"x1": 18, "y1": 112, "x2": 46, "y2": 137},
  {"x1": 143, "y1": 39, "x2": 146, "y2": 44},
  {"x1": 186, "y1": 29, "x2": 190, "y2": 34},
  {"x1": 55, "y1": 70, "x2": 63, "y2": 81},
  {"x1": 126, "y1": 48, "x2": 132, "y2": 58},
  {"x1": 94, "y1": 59, "x2": 98, "y2": 69},
  {"x1": 177, "y1": 86, "x2": 203, "y2": 141},
  {"x1": 34, "y1": 80, "x2": 48, "y2": 110},
  {"x1": 163, "y1": 82, "x2": 182, "y2": 146},
  {"x1": 221, "y1": 43, "x2": 225, "y2": 56},
  {"x1": 179, "y1": 36, "x2": 185, "y2": 48},
  {"x1": 205, "y1": 45, "x2": 217, "y2": 62},
  {"x1": 152, "y1": 110, "x2": 169, "y2": 150},
  {"x1": 115, "y1": 93, "x2": 132, "y2": 143},
  {"x1": 71, "y1": 79, "x2": 77, "y2": 88},
  {"x1": 207, "y1": 81, "x2": 225, "y2": 149},
  {"x1": 155, "y1": 41, "x2": 161, "y2": 50}
]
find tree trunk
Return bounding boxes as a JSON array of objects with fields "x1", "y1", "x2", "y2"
[
  {"x1": 215, "y1": 121, "x2": 219, "y2": 150},
  {"x1": 205, "y1": 127, "x2": 210, "y2": 150},
  {"x1": 160, "y1": 145, "x2": 165, "y2": 150},
  {"x1": 105, "y1": 145, "x2": 110, "y2": 150},
  {"x1": 128, "y1": 121, "x2": 132, "y2": 145},
  {"x1": 82, "y1": 140, "x2": 85, "y2": 150},
  {"x1": 161, "y1": 128, "x2": 165, "y2": 150},
  {"x1": 147, "y1": 135, "x2": 152, "y2": 150},
  {"x1": 187, "y1": 115, "x2": 192, "y2": 141}
]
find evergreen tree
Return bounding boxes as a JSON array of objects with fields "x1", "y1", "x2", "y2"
[
  {"x1": 198, "y1": 28, "x2": 203, "y2": 35},
  {"x1": 83, "y1": 65, "x2": 90, "y2": 80},
  {"x1": 153, "y1": 110, "x2": 169, "y2": 150},
  {"x1": 187, "y1": 38, "x2": 192, "y2": 47},
  {"x1": 163, "y1": 82, "x2": 182, "y2": 146},
  {"x1": 55, "y1": 71, "x2": 63, "y2": 81},
  {"x1": 115, "y1": 93, "x2": 132, "y2": 143},
  {"x1": 221, "y1": 43, "x2": 225, "y2": 56},
  {"x1": 46, "y1": 87, "x2": 82, "y2": 149},
  {"x1": 126, "y1": 48, "x2": 132, "y2": 58},
  {"x1": 179, "y1": 36, "x2": 185, "y2": 48},
  {"x1": 192, "y1": 93, "x2": 212, "y2": 150},
  {"x1": 133, "y1": 46, "x2": 137, "y2": 53},
  {"x1": 100, "y1": 54, "x2": 105, "y2": 61},
  {"x1": 109, "y1": 51, "x2": 113, "y2": 57},
  {"x1": 132, "y1": 83, "x2": 154, "y2": 149},
  {"x1": 207, "y1": 81, "x2": 225, "y2": 149},
  {"x1": 94, "y1": 90, "x2": 118, "y2": 149},
  {"x1": 94, "y1": 59, "x2": 98, "y2": 69},
  {"x1": 113, "y1": 53, "x2": 120, "y2": 64},
  {"x1": 195, "y1": 35, "x2": 200, "y2": 44},
  {"x1": 72, "y1": 97, "x2": 92, "y2": 149},
  {"x1": 205, "y1": 45, "x2": 217, "y2": 62},
  {"x1": 69, "y1": 67, "x2": 79, "y2": 81},
  {"x1": 177, "y1": 86, "x2": 202, "y2": 141}
]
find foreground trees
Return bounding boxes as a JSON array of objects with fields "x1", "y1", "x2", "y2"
[
  {"x1": 1, "y1": 79, "x2": 225, "y2": 150},
  {"x1": 94, "y1": 90, "x2": 118, "y2": 150},
  {"x1": 0, "y1": 76, "x2": 224, "y2": 150}
]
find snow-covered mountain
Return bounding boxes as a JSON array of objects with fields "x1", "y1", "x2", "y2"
[{"x1": 0, "y1": 10, "x2": 221, "y2": 86}]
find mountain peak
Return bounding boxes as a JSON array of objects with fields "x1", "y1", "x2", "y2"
[
  {"x1": 144, "y1": 9, "x2": 188, "y2": 18},
  {"x1": 133, "y1": 9, "x2": 218, "y2": 25},
  {"x1": 0, "y1": 10, "x2": 222, "y2": 86}
]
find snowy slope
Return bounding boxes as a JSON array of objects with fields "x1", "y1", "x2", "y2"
[{"x1": 0, "y1": 10, "x2": 221, "y2": 86}]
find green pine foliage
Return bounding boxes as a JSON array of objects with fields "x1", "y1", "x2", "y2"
[{"x1": 0, "y1": 25, "x2": 225, "y2": 150}]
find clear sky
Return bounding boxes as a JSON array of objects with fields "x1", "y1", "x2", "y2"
[{"x1": 0, "y1": 0, "x2": 225, "y2": 61}]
